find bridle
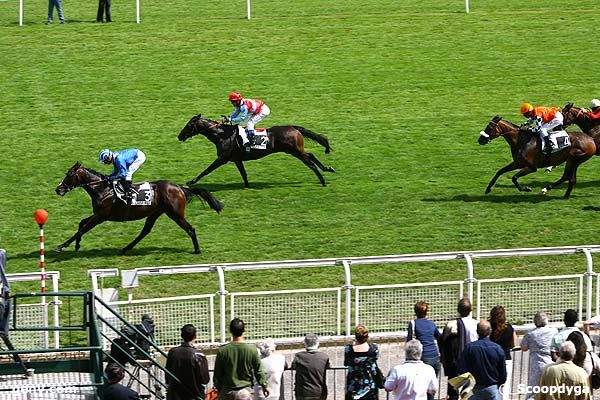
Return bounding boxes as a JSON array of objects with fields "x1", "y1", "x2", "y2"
[
  {"x1": 479, "y1": 119, "x2": 501, "y2": 142},
  {"x1": 58, "y1": 167, "x2": 104, "y2": 193},
  {"x1": 189, "y1": 118, "x2": 220, "y2": 137}
]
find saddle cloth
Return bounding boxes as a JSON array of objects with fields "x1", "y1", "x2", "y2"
[
  {"x1": 544, "y1": 131, "x2": 571, "y2": 153},
  {"x1": 112, "y1": 181, "x2": 153, "y2": 206},
  {"x1": 237, "y1": 126, "x2": 269, "y2": 150}
]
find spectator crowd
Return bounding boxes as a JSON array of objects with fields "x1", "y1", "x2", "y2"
[{"x1": 101, "y1": 299, "x2": 600, "y2": 400}]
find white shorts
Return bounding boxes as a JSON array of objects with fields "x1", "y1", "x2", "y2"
[{"x1": 125, "y1": 150, "x2": 146, "y2": 181}]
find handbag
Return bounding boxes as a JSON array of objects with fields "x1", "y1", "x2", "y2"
[
  {"x1": 589, "y1": 352, "x2": 600, "y2": 389},
  {"x1": 375, "y1": 366, "x2": 385, "y2": 389},
  {"x1": 206, "y1": 387, "x2": 218, "y2": 400}
]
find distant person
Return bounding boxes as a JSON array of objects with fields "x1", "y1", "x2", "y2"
[
  {"x1": 440, "y1": 298, "x2": 478, "y2": 400},
  {"x1": 344, "y1": 324, "x2": 381, "y2": 400},
  {"x1": 488, "y1": 305, "x2": 516, "y2": 400},
  {"x1": 254, "y1": 338, "x2": 287, "y2": 400},
  {"x1": 520, "y1": 312, "x2": 558, "y2": 399},
  {"x1": 587, "y1": 99, "x2": 600, "y2": 121},
  {"x1": 97, "y1": 0, "x2": 112, "y2": 23},
  {"x1": 102, "y1": 363, "x2": 140, "y2": 400},
  {"x1": 47, "y1": 0, "x2": 65, "y2": 24},
  {"x1": 98, "y1": 148, "x2": 146, "y2": 206},
  {"x1": 536, "y1": 341, "x2": 591, "y2": 400},
  {"x1": 457, "y1": 320, "x2": 506, "y2": 400},
  {"x1": 566, "y1": 331, "x2": 600, "y2": 376},
  {"x1": 223, "y1": 91, "x2": 270, "y2": 148},
  {"x1": 550, "y1": 309, "x2": 592, "y2": 361},
  {"x1": 407, "y1": 301, "x2": 441, "y2": 400},
  {"x1": 384, "y1": 339, "x2": 438, "y2": 400},
  {"x1": 520, "y1": 103, "x2": 564, "y2": 153},
  {"x1": 292, "y1": 333, "x2": 330, "y2": 400},
  {"x1": 165, "y1": 324, "x2": 210, "y2": 400},
  {"x1": 213, "y1": 318, "x2": 269, "y2": 400}
]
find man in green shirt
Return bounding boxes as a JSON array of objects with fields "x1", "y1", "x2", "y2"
[{"x1": 214, "y1": 318, "x2": 269, "y2": 400}]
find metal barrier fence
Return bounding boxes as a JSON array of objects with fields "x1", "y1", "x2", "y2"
[
  {"x1": 89, "y1": 245, "x2": 600, "y2": 349},
  {"x1": 6, "y1": 271, "x2": 60, "y2": 349}
]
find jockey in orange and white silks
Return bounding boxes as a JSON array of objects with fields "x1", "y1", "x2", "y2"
[
  {"x1": 225, "y1": 92, "x2": 271, "y2": 146},
  {"x1": 520, "y1": 103, "x2": 564, "y2": 153}
]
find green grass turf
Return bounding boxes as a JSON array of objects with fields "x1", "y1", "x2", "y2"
[{"x1": 1, "y1": 0, "x2": 600, "y2": 299}]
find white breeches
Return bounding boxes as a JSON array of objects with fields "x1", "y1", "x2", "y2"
[
  {"x1": 125, "y1": 150, "x2": 146, "y2": 181},
  {"x1": 540, "y1": 113, "x2": 564, "y2": 138},
  {"x1": 246, "y1": 105, "x2": 270, "y2": 131}
]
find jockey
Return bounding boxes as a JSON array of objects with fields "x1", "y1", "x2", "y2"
[
  {"x1": 587, "y1": 98, "x2": 600, "y2": 121},
  {"x1": 98, "y1": 148, "x2": 146, "y2": 205},
  {"x1": 520, "y1": 103, "x2": 564, "y2": 154},
  {"x1": 224, "y1": 91, "x2": 270, "y2": 147}
]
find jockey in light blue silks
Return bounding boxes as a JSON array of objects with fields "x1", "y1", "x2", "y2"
[
  {"x1": 223, "y1": 91, "x2": 270, "y2": 149},
  {"x1": 98, "y1": 148, "x2": 146, "y2": 205}
]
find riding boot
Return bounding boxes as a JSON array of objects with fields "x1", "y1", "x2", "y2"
[
  {"x1": 543, "y1": 137, "x2": 554, "y2": 154},
  {"x1": 123, "y1": 180, "x2": 132, "y2": 206},
  {"x1": 246, "y1": 129, "x2": 255, "y2": 146}
]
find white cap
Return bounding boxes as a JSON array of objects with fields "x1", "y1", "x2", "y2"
[{"x1": 590, "y1": 99, "x2": 600, "y2": 108}]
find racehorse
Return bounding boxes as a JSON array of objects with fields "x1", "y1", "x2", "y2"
[
  {"x1": 562, "y1": 102, "x2": 600, "y2": 155},
  {"x1": 478, "y1": 116, "x2": 596, "y2": 198},
  {"x1": 178, "y1": 114, "x2": 335, "y2": 187},
  {"x1": 54, "y1": 162, "x2": 223, "y2": 254}
]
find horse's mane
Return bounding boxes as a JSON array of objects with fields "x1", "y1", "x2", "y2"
[{"x1": 82, "y1": 166, "x2": 107, "y2": 179}]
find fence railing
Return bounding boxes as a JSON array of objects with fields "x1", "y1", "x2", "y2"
[{"x1": 89, "y1": 245, "x2": 600, "y2": 349}]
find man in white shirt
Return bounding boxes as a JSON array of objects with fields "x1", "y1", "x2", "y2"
[{"x1": 384, "y1": 339, "x2": 438, "y2": 400}]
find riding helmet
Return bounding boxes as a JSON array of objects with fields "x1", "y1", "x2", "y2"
[
  {"x1": 520, "y1": 103, "x2": 534, "y2": 115},
  {"x1": 228, "y1": 92, "x2": 243, "y2": 102}
]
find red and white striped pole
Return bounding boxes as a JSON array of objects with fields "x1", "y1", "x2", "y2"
[{"x1": 34, "y1": 209, "x2": 49, "y2": 294}]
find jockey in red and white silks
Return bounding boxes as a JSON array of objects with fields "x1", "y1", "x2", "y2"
[{"x1": 227, "y1": 92, "x2": 271, "y2": 146}]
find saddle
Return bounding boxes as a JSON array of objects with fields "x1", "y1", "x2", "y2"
[
  {"x1": 237, "y1": 126, "x2": 269, "y2": 150},
  {"x1": 111, "y1": 181, "x2": 153, "y2": 206},
  {"x1": 542, "y1": 130, "x2": 571, "y2": 154}
]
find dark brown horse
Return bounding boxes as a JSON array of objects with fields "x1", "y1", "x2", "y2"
[
  {"x1": 54, "y1": 162, "x2": 223, "y2": 254},
  {"x1": 178, "y1": 114, "x2": 335, "y2": 187},
  {"x1": 478, "y1": 116, "x2": 596, "y2": 198},
  {"x1": 562, "y1": 102, "x2": 600, "y2": 155}
]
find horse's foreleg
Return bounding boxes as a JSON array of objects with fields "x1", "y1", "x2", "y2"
[
  {"x1": 187, "y1": 158, "x2": 227, "y2": 185},
  {"x1": 121, "y1": 212, "x2": 162, "y2": 254},
  {"x1": 74, "y1": 216, "x2": 93, "y2": 251},
  {"x1": 166, "y1": 212, "x2": 200, "y2": 254},
  {"x1": 234, "y1": 161, "x2": 250, "y2": 188},
  {"x1": 307, "y1": 153, "x2": 335, "y2": 173},
  {"x1": 53, "y1": 215, "x2": 104, "y2": 252},
  {"x1": 485, "y1": 162, "x2": 518, "y2": 194},
  {"x1": 511, "y1": 167, "x2": 536, "y2": 192},
  {"x1": 294, "y1": 152, "x2": 327, "y2": 186}
]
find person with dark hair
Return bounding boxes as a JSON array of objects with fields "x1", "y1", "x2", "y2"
[
  {"x1": 165, "y1": 324, "x2": 210, "y2": 400},
  {"x1": 457, "y1": 320, "x2": 506, "y2": 400},
  {"x1": 488, "y1": 306, "x2": 516, "y2": 400},
  {"x1": 101, "y1": 363, "x2": 140, "y2": 400},
  {"x1": 407, "y1": 301, "x2": 441, "y2": 400},
  {"x1": 566, "y1": 331, "x2": 600, "y2": 377},
  {"x1": 440, "y1": 298, "x2": 478, "y2": 400},
  {"x1": 292, "y1": 333, "x2": 330, "y2": 400},
  {"x1": 214, "y1": 318, "x2": 269, "y2": 400},
  {"x1": 550, "y1": 309, "x2": 593, "y2": 361},
  {"x1": 344, "y1": 325, "x2": 381, "y2": 400}
]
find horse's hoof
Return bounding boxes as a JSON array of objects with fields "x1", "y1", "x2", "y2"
[
  {"x1": 523, "y1": 186, "x2": 532, "y2": 192},
  {"x1": 119, "y1": 248, "x2": 130, "y2": 255},
  {"x1": 75, "y1": 245, "x2": 80, "y2": 251},
  {"x1": 328, "y1": 168, "x2": 336, "y2": 173},
  {"x1": 53, "y1": 246, "x2": 62, "y2": 253},
  {"x1": 485, "y1": 188, "x2": 491, "y2": 194},
  {"x1": 541, "y1": 188, "x2": 548, "y2": 195}
]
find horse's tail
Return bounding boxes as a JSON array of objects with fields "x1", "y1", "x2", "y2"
[
  {"x1": 293, "y1": 126, "x2": 332, "y2": 154},
  {"x1": 182, "y1": 186, "x2": 224, "y2": 213}
]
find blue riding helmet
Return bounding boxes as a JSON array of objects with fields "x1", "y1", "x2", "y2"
[{"x1": 98, "y1": 149, "x2": 113, "y2": 163}]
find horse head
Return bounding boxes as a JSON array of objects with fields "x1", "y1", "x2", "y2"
[
  {"x1": 178, "y1": 114, "x2": 225, "y2": 144},
  {"x1": 55, "y1": 162, "x2": 104, "y2": 196},
  {"x1": 562, "y1": 102, "x2": 585, "y2": 128},
  {"x1": 478, "y1": 115, "x2": 504, "y2": 145}
]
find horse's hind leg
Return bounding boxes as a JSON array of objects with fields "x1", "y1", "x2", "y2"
[
  {"x1": 121, "y1": 212, "x2": 162, "y2": 254},
  {"x1": 293, "y1": 152, "x2": 327, "y2": 186},
  {"x1": 307, "y1": 153, "x2": 335, "y2": 173},
  {"x1": 542, "y1": 158, "x2": 584, "y2": 198},
  {"x1": 54, "y1": 215, "x2": 104, "y2": 252},
  {"x1": 165, "y1": 211, "x2": 200, "y2": 254}
]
